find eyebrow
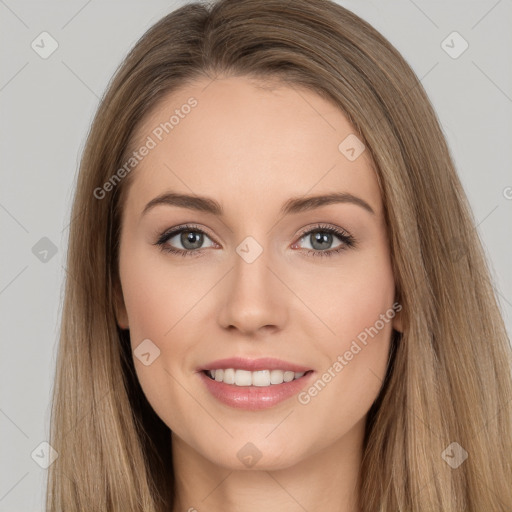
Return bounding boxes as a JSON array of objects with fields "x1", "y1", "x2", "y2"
[{"x1": 141, "y1": 191, "x2": 375, "y2": 218}]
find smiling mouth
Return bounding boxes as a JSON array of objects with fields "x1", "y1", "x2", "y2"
[{"x1": 203, "y1": 368, "x2": 314, "y2": 386}]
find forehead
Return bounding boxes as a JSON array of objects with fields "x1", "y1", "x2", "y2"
[{"x1": 123, "y1": 75, "x2": 382, "y2": 221}]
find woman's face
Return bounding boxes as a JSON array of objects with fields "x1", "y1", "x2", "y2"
[{"x1": 115, "y1": 75, "x2": 401, "y2": 470}]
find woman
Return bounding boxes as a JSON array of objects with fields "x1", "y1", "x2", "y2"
[{"x1": 46, "y1": 0, "x2": 512, "y2": 510}]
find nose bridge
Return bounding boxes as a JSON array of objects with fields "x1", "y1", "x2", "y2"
[{"x1": 217, "y1": 237, "x2": 287, "y2": 334}]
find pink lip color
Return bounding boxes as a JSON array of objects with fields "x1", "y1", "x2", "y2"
[
  {"x1": 199, "y1": 356, "x2": 312, "y2": 373},
  {"x1": 198, "y1": 369, "x2": 315, "y2": 410}
]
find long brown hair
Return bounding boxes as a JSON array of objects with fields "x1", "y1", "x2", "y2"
[{"x1": 46, "y1": 0, "x2": 512, "y2": 510}]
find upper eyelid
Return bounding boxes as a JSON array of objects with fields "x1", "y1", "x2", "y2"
[
  {"x1": 296, "y1": 224, "x2": 350, "y2": 238},
  {"x1": 160, "y1": 223, "x2": 215, "y2": 242}
]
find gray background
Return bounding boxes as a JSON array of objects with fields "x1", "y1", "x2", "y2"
[{"x1": 1, "y1": 0, "x2": 511, "y2": 510}]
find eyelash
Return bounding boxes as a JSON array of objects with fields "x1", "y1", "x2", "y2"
[{"x1": 153, "y1": 223, "x2": 356, "y2": 258}]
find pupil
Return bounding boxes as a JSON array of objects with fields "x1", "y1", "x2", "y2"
[
  {"x1": 182, "y1": 231, "x2": 203, "y2": 249},
  {"x1": 312, "y1": 231, "x2": 332, "y2": 250}
]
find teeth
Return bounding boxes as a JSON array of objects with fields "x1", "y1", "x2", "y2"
[
  {"x1": 235, "y1": 369, "x2": 252, "y2": 386},
  {"x1": 222, "y1": 368, "x2": 235, "y2": 384},
  {"x1": 283, "y1": 371, "x2": 295, "y2": 382},
  {"x1": 207, "y1": 369, "x2": 307, "y2": 386}
]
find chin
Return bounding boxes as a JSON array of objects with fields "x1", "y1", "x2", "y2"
[{"x1": 201, "y1": 439, "x2": 306, "y2": 471}]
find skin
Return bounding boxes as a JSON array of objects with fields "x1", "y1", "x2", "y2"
[{"x1": 114, "y1": 75, "x2": 402, "y2": 512}]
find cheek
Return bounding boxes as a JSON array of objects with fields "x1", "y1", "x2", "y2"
[
  {"x1": 330, "y1": 266, "x2": 396, "y2": 346},
  {"x1": 119, "y1": 243, "x2": 199, "y2": 341},
  {"x1": 293, "y1": 242, "x2": 396, "y2": 411},
  {"x1": 293, "y1": 241, "x2": 396, "y2": 349},
  {"x1": 118, "y1": 246, "x2": 211, "y2": 433}
]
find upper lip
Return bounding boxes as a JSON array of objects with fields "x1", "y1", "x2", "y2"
[{"x1": 199, "y1": 357, "x2": 313, "y2": 373}]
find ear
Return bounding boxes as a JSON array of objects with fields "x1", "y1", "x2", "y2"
[
  {"x1": 392, "y1": 301, "x2": 403, "y2": 334},
  {"x1": 113, "y1": 280, "x2": 129, "y2": 330}
]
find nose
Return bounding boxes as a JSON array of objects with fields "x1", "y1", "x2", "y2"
[{"x1": 217, "y1": 247, "x2": 288, "y2": 336}]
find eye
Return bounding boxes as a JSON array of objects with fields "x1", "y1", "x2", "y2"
[
  {"x1": 154, "y1": 223, "x2": 356, "y2": 258},
  {"x1": 292, "y1": 223, "x2": 356, "y2": 258},
  {"x1": 154, "y1": 224, "x2": 216, "y2": 257}
]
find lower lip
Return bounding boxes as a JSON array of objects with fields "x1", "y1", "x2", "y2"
[{"x1": 198, "y1": 370, "x2": 315, "y2": 410}]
